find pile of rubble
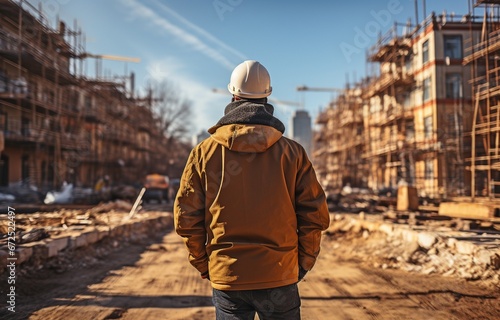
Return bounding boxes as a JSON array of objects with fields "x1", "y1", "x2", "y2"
[
  {"x1": 0, "y1": 200, "x2": 136, "y2": 238},
  {"x1": 0, "y1": 200, "x2": 172, "y2": 274},
  {"x1": 326, "y1": 213, "x2": 500, "y2": 287},
  {"x1": 0, "y1": 182, "x2": 140, "y2": 205}
]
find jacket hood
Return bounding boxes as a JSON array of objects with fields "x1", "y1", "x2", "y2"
[{"x1": 211, "y1": 124, "x2": 282, "y2": 153}]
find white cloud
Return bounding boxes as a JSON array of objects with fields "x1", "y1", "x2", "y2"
[
  {"x1": 118, "y1": 0, "x2": 242, "y2": 70},
  {"x1": 149, "y1": 0, "x2": 247, "y2": 62},
  {"x1": 144, "y1": 58, "x2": 228, "y2": 134},
  {"x1": 116, "y1": 0, "x2": 252, "y2": 134}
]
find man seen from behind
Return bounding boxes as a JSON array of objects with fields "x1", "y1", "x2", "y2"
[{"x1": 174, "y1": 60, "x2": 330, "y2": 319}]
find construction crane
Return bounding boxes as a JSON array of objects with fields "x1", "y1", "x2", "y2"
[
  {"x1": 78, "y1": 53, "x2": 141, "y2": 63},
  {"x1": 78, "y1": 53, "x2": 141, "y2": 79},
  {"x1": 296, "y1": 85, "x2": 345, "y2": 93}
]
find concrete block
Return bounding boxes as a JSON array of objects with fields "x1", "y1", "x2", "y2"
[
  {"x1": 44, "y1": 236, "x2": 69, "y2": 257},
  {"x1": 19, "y1": 241, "x2": 46, "y2": 257},
  {"x1": 438, "y1": 202, "x2": 494, "y2": 219},
  {"x1": 456, "y1": 241, "x2": 476, "y2": 255},
  {"x1": 397, "y1": 186, "x2": 419, "y2": 211},
  {"x1": 83, "y1": 230, "x2": 99, "y2": 245},
  {"x1": 365, "y1": 221, "x2": 381, "y2": 232},
  {"x1": 400, "y1": 229, "x2": 418, "y2": 244},
  {"x1": 109, "y1": 225, "x2": 123, "y2": 237},
  {"x1": 70, "y1": 233, "x2": 87, "y2": 248},
  {"x1": 379, "y1": 224, "x2": 393, "y2": 236},
  {"x1": 418, "y1": 232, "x2": 437, "y2": 250},
  {"x1": 446, "y1": 237, "x2": 457, "y2": 249},
  {"x1": 15, "y1": 246, "x2": 33, "y2": 264},
  {"x1": 474, "y1": 250, "x2": 492, "y2": 266},
  {"x1": 96, "y1": 227, "x2": 110, "y2": 240}
]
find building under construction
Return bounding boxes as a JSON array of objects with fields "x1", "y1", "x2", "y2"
[
  {"x1": 464, "y1": 0, "x2": 500, "y2": 199},
  {"x1": 0, "y1": 0, "x2": 176, "y2": 194},
  {"x1": 313, "y1": 87, "x2": 365, "y2": 194},
  {"x1": 314, "y1": 8, "x2": 486, "y2": 200}
]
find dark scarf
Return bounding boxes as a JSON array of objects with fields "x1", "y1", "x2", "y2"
[{"x1": 208, "y1": 99, "x2": 285, "y2": 134}]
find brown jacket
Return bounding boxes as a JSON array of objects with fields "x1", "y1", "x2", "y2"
[{"x1": 174, "y1": 123, "x2": 329, "y2": 291}]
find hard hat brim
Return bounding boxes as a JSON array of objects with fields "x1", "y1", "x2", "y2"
[{"x1": 227, "y1": 83, "x2": 272, "y2": 99}]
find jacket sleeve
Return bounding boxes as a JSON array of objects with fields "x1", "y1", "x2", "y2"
[
  {"x1": 295, "y1": 148, "x2": 330, "y2": 271},
  {"x1": 174, "y1": 147, "x2": 208, "y2": 275}
]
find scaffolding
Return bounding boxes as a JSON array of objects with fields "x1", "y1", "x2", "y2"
[
  {"x1": 311, "y1": 85, "x2": 366, "y2": 194},
  {"x1": 313, "y1": 10, "x2": 483, "y2": 200},
  {"x1": 363, "y1": 22, "x2": 416, "y2": 193},
  {"x1": 0, "y1": 0, "x2": 170, "y2": 192},
  {"x1": 465, "y1": 0, "x2": 500, "y2": 198}
]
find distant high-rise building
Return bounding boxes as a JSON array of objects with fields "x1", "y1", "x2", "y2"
[
  {"x1": 289, "y1": 110, "x2": 312, "y2": 155},
  {"x1": 192, "y1": 129, "x2": 210, "y2": 146}
]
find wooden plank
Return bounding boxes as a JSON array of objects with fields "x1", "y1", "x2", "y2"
[{"x1": 438, "y1": 202, "x2": 495, "y2": 219}]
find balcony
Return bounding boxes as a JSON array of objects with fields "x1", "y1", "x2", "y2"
[
  {"x1": 2, "y1": 119, "x2": 57, "y2": 144},
  {"x1": 102, "y1": 128, "x2": 135, "y2": 145},
  {"x1": 364, "y1": 69, "x2": 414, "y2": 98},
  {"x1": 340, "y1": 110, "x2": 363, "y2": 127},
  {"x1": 378, "y1": 104, "x2": 404, "y2": 126},
  {"x1": 368, "y1": 35, "x2": 412, "y2": 63},
  {"x1": 0, "y1": 28, "x2": 74, "y2": 84},
  {"x1": 0, "y1": 76, "x2": 28, "y2": 99},
  {"x1": 60, "y1": 132, "x2": 88, "y2": 150},
  {"x1": 82, "y1": 107, "x2": 104, "y2": 123}
]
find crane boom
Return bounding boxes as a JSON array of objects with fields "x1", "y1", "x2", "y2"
[
  {"x1": 98, "y1": 55, "x2": 141, "y2": 63},
  {"x1": 296, "y1": 85, "x2": 344, "y2": 92},
  {"x1": 212, "y1": 88, "x2": 301, "y2": 107},
  {"x1": 79, "y1": 53, "x2": 141, "y2": 63}
]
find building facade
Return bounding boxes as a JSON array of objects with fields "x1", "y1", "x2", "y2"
[
  {"x1": 314, "y1": 11, "x2": 482, "y2": 199},
  {"x1": 0, "y1": 0, "x2": 172, "y2": 192},
  {"x1": 289, "y1": 109, "x2": 312, "y2": 155}
]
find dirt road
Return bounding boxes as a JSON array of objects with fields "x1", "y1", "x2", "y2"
[{"x1": 2, "y1": 226, "x2": 499, "y2": 320}]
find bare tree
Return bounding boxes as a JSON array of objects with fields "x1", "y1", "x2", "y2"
[
  {"x1": 145, "y1": 79, "x2": 192, "y2": 142},
  {"x1": 144, "y1": 79, "x2": 193, "y2": 176}
]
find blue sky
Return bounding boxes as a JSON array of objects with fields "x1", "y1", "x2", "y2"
[{"x1": 33, "y1": 0, "x2": 470, "y2": 136}]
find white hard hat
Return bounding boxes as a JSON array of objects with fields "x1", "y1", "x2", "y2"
[{"x1": 227, "y1": 60, "x2": 272, "y2": 99}]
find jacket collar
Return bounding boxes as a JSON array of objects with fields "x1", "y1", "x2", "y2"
[{"x1": 208, "y1": 100, "x2": 285, "y2": 134}]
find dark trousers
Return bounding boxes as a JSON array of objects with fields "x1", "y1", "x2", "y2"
[{"x1": 212, "y1": 283, "x2": 301, "y2": 320}]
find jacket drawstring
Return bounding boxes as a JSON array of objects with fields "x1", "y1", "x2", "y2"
[
  {"x1": 216, "y1": 146, "x2": 226, "y2": 196},
  {"x1": 228, "y1": 130, "x2": 237, "y2": 150}
]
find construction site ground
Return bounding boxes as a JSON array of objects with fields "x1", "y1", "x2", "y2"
[{"x1": 1, "y1": 205, "x2": 499, "y2": 320}]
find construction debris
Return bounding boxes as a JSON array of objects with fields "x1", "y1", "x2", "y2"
[
  {"x1": 44, "y1": 183, "x2": 74, "y2": 205},
  {"x1": 0, "y1": 201, "x2": 172, "y2": 274},
  {"x1": 327, "y1": 213, "x2": 500, "y2": 287},
  {"x1": 0, "y1": 183, "x2": 41, "y2": 204}
]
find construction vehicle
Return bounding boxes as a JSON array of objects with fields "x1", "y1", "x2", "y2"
[{"x1": 143, "y1": 174, "x2": 170, "y2": 203}]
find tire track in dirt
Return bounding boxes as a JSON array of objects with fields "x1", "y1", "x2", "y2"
[
  {"x1": 4, "y1": 230, "x2": 499, "y2": 320},
  {"x1": 18, "y1": 232, "x2": 215, "y2": 320},
  {"x1": 300, "y1": 237, "x2": 384, "y2": 319},
  {"x1": 364, "y1": 265, "x2": 500, "y2": 319}
]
